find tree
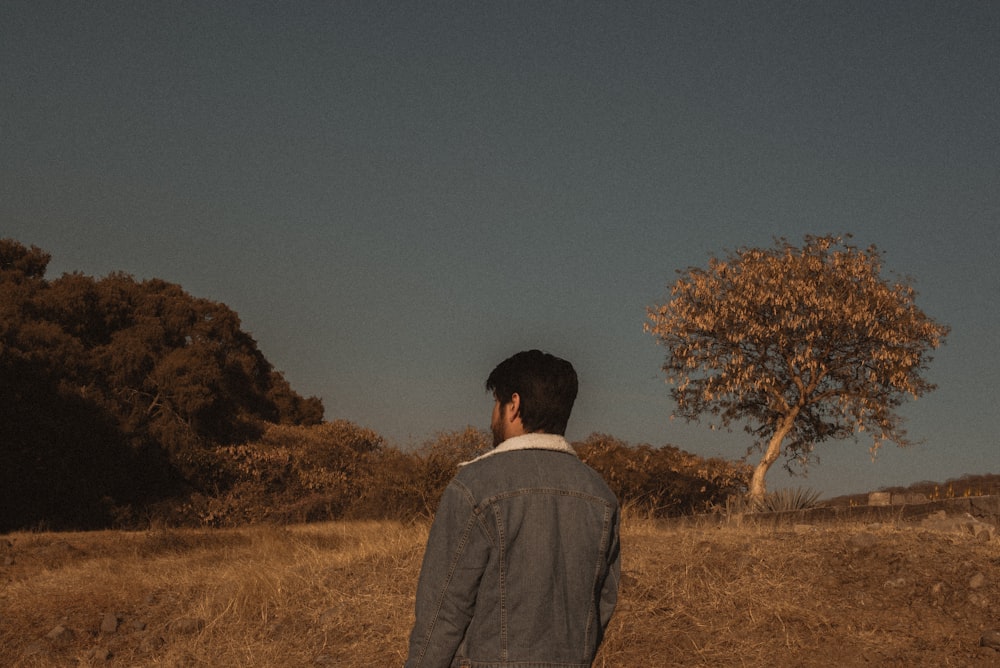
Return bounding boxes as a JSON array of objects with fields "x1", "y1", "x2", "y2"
[
  {"x1": 0, "y1": 238, "x2": 327, "y2": 529},
  {"x1": 645, "y1": 235, "x2": 950, "y2": 504},
  {"x1": 0, "y1": 238, "x2": 49, "y2": 280},
  {"x1": 0, "y1": 240, "x2": 172, "y2": 529}
]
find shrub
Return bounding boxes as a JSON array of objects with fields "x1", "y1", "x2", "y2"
[
  {"x1": 147, "y1": 422, "x2": 756, "y2": 526},
  {"x1": 411, "y1": 427, "x2": 492, "y2": 517},
  {"x1": 758, "y1": 487, "x2": 822, "y2": 513},
  {"x1": 575, "y1": 433, "x2": 751, "y2": 517},
  {"x1": 161, "y1": 420, "x2": 387, "y2": 526}
]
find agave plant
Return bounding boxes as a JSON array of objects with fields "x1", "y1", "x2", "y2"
[{"x1": 759, "y1": 487, "x2": 822, "y2": 513}]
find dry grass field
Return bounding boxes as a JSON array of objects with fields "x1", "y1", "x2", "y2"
[{"x1": 2, "y1": 513, "x2": 998, "y2": 667}]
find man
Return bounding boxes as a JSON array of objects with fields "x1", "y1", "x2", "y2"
[{"x1": 405, "y1": 350, "x2": 621, "y2": 668}]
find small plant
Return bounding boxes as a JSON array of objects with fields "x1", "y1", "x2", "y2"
[{"x1": 758, "y1": 487, "x2": 822, "y2": 513}]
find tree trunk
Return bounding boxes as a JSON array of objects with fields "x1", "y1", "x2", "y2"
[{"x1": 747, "y1": 412, "x2": 798, "y2": 506}]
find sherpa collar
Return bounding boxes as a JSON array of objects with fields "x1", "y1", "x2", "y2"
[{"x1": 459, "y1": 432, "x2": 578, "y2": 466}]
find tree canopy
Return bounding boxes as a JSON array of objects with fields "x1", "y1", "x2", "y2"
[
  {"x1": 645, "y1": 235, "x2": 950, "y2": 503},
  {"x1": 0, "y1": 238, "x2": 323, "y2": 529}
]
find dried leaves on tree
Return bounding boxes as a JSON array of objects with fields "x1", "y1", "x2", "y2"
[{"x1": 645, "y1": 235, "x2": 949, "y2": 500}]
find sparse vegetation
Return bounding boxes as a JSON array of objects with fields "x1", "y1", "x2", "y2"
[
  {"x1": 825, "y1": 474, "x2": 1000, "y2": 509},
  {"x1": 1, "y1": 514, "x2": 998, "y2": 666}
]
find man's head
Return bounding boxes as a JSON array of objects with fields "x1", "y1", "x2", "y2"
[{"x1": 486, "y1": 350, "x2": 578, "y2": 445}]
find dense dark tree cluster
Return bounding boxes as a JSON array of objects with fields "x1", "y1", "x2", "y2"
[{"x1": 1, "y1": 239, "x2": 322, "y2": 530}]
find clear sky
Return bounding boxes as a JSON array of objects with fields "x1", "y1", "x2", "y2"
[{"x1": 3, "y1": 1, "x2": 998, "y2": 498}]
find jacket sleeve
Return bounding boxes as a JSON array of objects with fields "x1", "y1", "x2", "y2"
[
  {"x1": 598, "y1": 504, "x2": 621, "y2": 637},
  {"x1": 405, "y1": 480, "x2": 491, "y2": 668}
]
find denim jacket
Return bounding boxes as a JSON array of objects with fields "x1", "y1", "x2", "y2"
[{"x1": 405, "y1": 433, "x2": 620, "y2": 668}]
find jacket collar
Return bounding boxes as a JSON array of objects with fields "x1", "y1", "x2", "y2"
[{"x1": 460, "y1": 432, "x2": 578, "y2": 466}]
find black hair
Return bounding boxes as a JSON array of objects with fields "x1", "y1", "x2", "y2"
[{"x1": 485, "y1": 349, "x2": 578, "y2": 435}]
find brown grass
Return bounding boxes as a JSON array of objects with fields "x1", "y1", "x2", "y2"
[{"x1": 2, "y1": 516, "x2": 998, "y2": 666}]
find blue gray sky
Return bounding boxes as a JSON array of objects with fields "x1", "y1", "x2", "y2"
[{"x1": 4, "y1": 1, "x2": 998, "y2": 497}]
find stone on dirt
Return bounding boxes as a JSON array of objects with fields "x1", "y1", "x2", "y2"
[
  {"x1": 45, "y1": 625, "x2": 73, "y2": 643},
  {"x1": 171, "y1": 617, "x2": 206, "y2": 634},
  {"x1": 980, "y1": 629, "x2": 1000, "y2": 651},
  {"x1": 86, "y1": 646, "x2": 111, "y2": 661},
  {"x1": 100, "y1": 612, "x2": 119, "y2": 633}
]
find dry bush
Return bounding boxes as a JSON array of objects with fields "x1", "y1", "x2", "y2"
[
  {"x1": 345, "y1": 446, "x2": 429, "y2": 520},
  {"x1": 575, "y1": 433, "x2": 751, "y2": 516},
  {"x1": 345, "y1": 428, "x2": 483, "y2": 520},
  {"x1": 158, "y1": 424, "x2": 493, "y2": 527},
  {"x1": 409, "y1": 427, "x2": 492, "y2": 515},
  {"x1": 46, "y1": 413, "x2": 757, "y2": 529},
  {"x1": 315, "y1": 426, "x2": 492, "y2": 522},
  {"x1": 166, "y1": 421, "x2": 386, "y2": 526}
]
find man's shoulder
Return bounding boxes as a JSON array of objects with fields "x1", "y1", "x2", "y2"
[
  {"x1": 456, "y1": 444, "x2": 578, "y2": 473},
  {"x1": 454, "y1": 447, "x2": 618, "y2": 504}
]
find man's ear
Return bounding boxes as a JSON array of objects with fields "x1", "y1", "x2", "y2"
[
  {"x1": 507, "y1": 392, "x2": 521, "y2": 422},
  {"x1": 504, "y1": 392, "x2": 526, "y2": 437}
]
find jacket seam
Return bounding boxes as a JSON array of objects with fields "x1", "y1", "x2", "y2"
[
  {"x1": 478, "y1": 487, "x2": 612, "y2": 508},
  {"x1": 412, "y1": 488, "x2": 479, "y2": 667},
  {"x1": 583, "y1": 502, "x2": 611, "y2": 654},
  {"x1": 480, "y1": 489, "x2": 612, "y2": 664},
  {"x1": 493, "y1": 502, "x2": 508, "y2": 661}
]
